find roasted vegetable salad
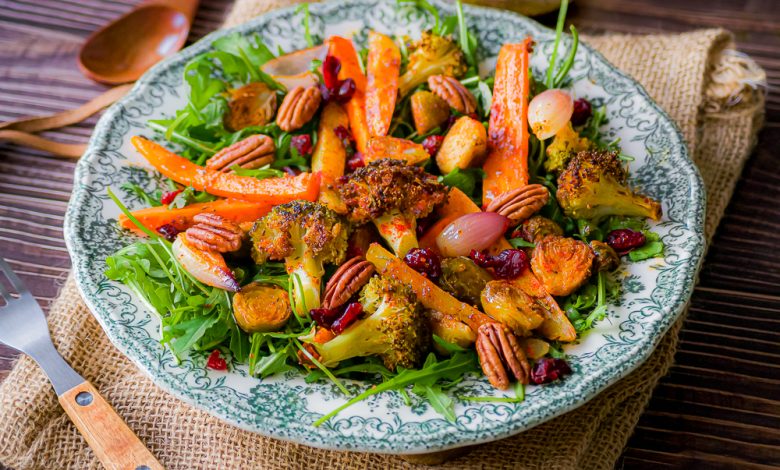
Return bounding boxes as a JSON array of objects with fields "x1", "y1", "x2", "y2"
[{"x1": 106, "y1": 0, "x2": 664, "y2": 424}]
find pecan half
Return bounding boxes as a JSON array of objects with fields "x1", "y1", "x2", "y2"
[
  {"x1": 206, "y1": 135, "x2": 275, "y2": 173},
  {"x1": 428, "y1": 75, "x2": 477, "y2": 115},
  {"x1": 185, "y1": 213, "x2": 244, "y2": 253},
  {"x1": 476, "y1": 323, "x2": 530, "y2": 389},
  {"x1": 276, "y1": 86, "x2": 323, "y2": 132},
  {"x1": 485, "y1": 184, "x2": 549, "y2": 224},
  {"x1": 322, "y1": 256, "x2": 375, "y2": 309}
]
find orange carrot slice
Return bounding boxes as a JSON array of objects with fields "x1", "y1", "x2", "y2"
[
  {"x1": 365, "y1": 31, "x2": 401, "y2": 137},
  {"x1": 118, "y1": 199, "x2": 273, "y2": 235},
  {"x1": 327, "y1": 36, "x2": 369, "y2": 153},
  {"x1": 131, "y1": 136, "x2": 319, "y2": 204},
  {"x1": 482, "y1": 38, "x2": 532, "y2": 207}
]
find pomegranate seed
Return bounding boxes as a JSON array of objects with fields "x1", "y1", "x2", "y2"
[
  {"x1": 206, "y1": 350, "x2": 228, "y2": 371},
  {"x1": 335, "y1": 78, "x2": 356, "y2": 103},
  {"x1": 404, "y1": 247, "x2": 442, "y2": 280},
  {"x1": 322, "y1": 55, "x2": 341, "y2": 89},
  {"x1": 311, "y1": 306, "x2": 343, "y2": 329},
  {"x1": 346, "y1": 152, "x2": 365, "y2": 172},
  {"x1": 530, "y1": 358, "x2": 572, "y2": 384},
  {"x1": 160, "y1": 189, "x2": 182, "y2": 205},
  {"x1": 291, "y1": 134, "x2": 313, "y2": 156},
  {"x1": 331, "y1": 302, "x2": 363, "y2": 334},
  {"x1": 571, "y1": 98, "x2": 592, "y2": 126},
  {"x1": 469, "y1": 249, "x2": 529, "y2": 279},
  {"x1": 421, "y1": 135, "x2": 444, "y2": 157},
  {"x1": 156, "y1": 224, "x2": 180, "y2": 241},
  {"x1": 605, "y1": 229, "x2": 646, "y2": 255}
]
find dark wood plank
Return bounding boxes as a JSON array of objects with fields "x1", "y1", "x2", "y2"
[{"x1": 0, "y1": 1, "x2": 778, "y2": 469}]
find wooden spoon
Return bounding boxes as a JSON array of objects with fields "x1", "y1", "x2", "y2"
[{"x1": 78, "y1": 0, "x2": 199, "y2": 85}]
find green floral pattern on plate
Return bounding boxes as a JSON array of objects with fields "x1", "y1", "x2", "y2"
[{"x1": 64, "y1": 0, "x2": 705, "y2": 453}]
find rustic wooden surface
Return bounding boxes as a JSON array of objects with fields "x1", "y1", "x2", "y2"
[{"x1": 0, "y1": 0, "x2": 778, "y2": 468}]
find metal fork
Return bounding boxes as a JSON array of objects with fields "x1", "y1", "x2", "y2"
[{"x1": 0, "y1": 258, "x2": 163, "y2": 470}]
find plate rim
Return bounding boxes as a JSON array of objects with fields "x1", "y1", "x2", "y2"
[{"x1": 64, "y1": 0, "x2": 706, "y2": 454}]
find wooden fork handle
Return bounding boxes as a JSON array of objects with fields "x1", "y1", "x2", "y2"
[{"x1": 59, "y1": 381, "x2": 164, "y2": 470}]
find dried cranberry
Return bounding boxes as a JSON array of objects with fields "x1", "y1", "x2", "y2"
[
  {"x1": 291, "y1": 134, "x2": 313, "y2": 156},
  {"x1": 492, "y1": 249, "x2": 529, "y2": 279},
  {"x1": 334, "y1": 125, "x2": 356, "y2": 156},
  {"x1": 311, "y1": 306, "x2": 343, "y2": 329},
  {"x1": 331, "y1": 302, "x2": 363, "y2": 334},
  {"x1": 469, "y1": 249, "x2": 495, "y2": 268},
  {"x1": 416, "y1": 213, "x2": 437, "y2": 238},
  {"x1": 156, "y1": 224, "x2": 180, "y2": 241},
  {"x1": 444, "y1": 114, "x2": 458, "y2": 132},
  {"x1": 318, "y1": 83, "x2": 331, "y2": 102},
  {"x1": 346, "y1": 152, "x2": 365, "y2": 172},
  {"x1": 335, "y1": 78, "x2": 356, "y2": 103},
  {"x1": 421, "y1": 135, "x2": 445, "y2": 157},
  {"x1": 605, "y1": 229, "x2": 646, "y2": 256},
  {"x1": 571, "y1": 98, "x2": 592, "y2": 126},
  {"x1": 469, "y1": 249, "x2": 528, "y2": 279},
  {"x1": 206, "y1": 350, "x2": 228, "y2": 371},
  {"x1": 160, "y1": 189, "x2": 182, "y2": 205},
  {"x1": 404, "y1": 247, "x2": 442, "y2": 280},
  {"x1": 530, "y1": 358, "x2": 572, "y2": 384},
  {"x1": 322, "y1": 55, "x2": 341, "y2": 89}
]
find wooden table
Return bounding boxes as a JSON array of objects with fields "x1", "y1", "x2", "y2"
[{"x1": 0, "y1": 1, "x2": 778, "y2": 468}]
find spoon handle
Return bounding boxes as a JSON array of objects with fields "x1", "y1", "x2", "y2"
[{"x1": 0, "y1": 84, "x2": 131, "y2": 158}]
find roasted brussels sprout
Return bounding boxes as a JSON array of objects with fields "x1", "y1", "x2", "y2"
[
  {"x1": 426, "y1": 309, "x2": 476, "y2": 355},
  {"x1": 530, "y1": 236, "x2": 595, "y2": 296},
  {"x1": 438, "y1": 256, "x2": 493, "y2": 305},
  {"x1": 224, "y1": 82, "x2": 278, "y2": 131},
  {"x1": 480, "y1": 280, "x2": 545, "y2": 336},
  {"x1": 232, "y1": 282, "x2": 292, "y2": 333},
  {"x1": 515, "y1": 215, "x2": 564, "y2": 244},
  {"x1": 590, "y1": 240, "x2": 619, "y2": 272}
]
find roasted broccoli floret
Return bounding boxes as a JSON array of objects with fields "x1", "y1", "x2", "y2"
[
  {"x1": 544, "y1": 122, "x2": 591, "y2": 174},
  {"x1": 337, "y1": 158, "x2": 448, "y2": 256},
  {"x1": 399, "y1": 31, "x2": 468, "y2": 96},
  {"x1": 312, "y1": 276, "x2": 431, "y2": 371},
  {"x1": 557, "y1": 150, "x2": 662, "y2": 222},
  {"x1": 250, "y1": 201, "x2": 348, "y2": 313}
]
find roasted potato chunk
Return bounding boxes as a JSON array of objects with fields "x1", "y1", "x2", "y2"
[
  {"x1": 224, "y1": 82, "x2": 278, "y2": 132},
  {"x1": 436, "y1": 116, "x2": 488, "y2": 174},
  {"x1": 426, "y1": 309, "x2": 476, "y2": 355},
  {"x1": 481, "y1": 279, "x2": 545, "y2": 336},
  {"x1": 232, "y1": 282, "x2": 292, "y2": 333},
  {"x1": 531, "y1": 236, "x2": 595, "y2": 296},
  {"x1": 410, "y1": 90, "x2": 450, "y2": 134}
]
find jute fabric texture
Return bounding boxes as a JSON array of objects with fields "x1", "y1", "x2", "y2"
[{"x1": 0, "y1": 1, "x2": 765, "y2": 468}]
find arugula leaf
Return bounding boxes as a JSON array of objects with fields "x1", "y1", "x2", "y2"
[
  {"x1": 296, "y1": 3, "x2": 314, "y2": 48},
  {"x1": 121, "y1": 183, "x2": 161, "y2": 207},
  {"x1": 397, "y1": 0, "x2": 441, "y2": 34},
  {"x1": 432, "y1": 335, "x2": 468, "y2": 354},
  {"x1": 313, "y1": 351, "x2": 478, "y2": 426},
  {"x1": 168, "y1": 187, "x2": 218, "y2": 209},
  {"x1": 458, "y1": 381, "x2": 525, "y2": 403},
  {"x1": 545, "y1": 0, "x2": 570, "y2": 88},
  {"x1": 415, "y1": 384, "x2": 456, "y2": 421},
  {"x1": 438, "y1": 167, "x2": 485, "y2": 204},
  {"x1": 230, "y1": 165, "x2": 285, "y2": 179},
  {"x1": 455, "y1": 0, "x2": 479, "y2": 76},
  {"x1": 508, "y1": 238, "x2": 536, "y2": 249}
]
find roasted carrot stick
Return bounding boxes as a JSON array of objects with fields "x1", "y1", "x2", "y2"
[
  {"x1": 327, "y1": 36, "x2": 369, "y2": 153},
  {"x1": 365, "y1": 31, "x2": 401, "y2": 137},
  {"x1": 311, "y1": 102, "x2": 350, "y2": 211},
  {"x1": 482, "y1": 38, "x2": 533, "y2": 207},
  {"x1": 131, "y1": 136, "x2": 319, "y2": 204},
  {"x1": 364, "y1": 136, "x2": 429, "y2": 166},
  {"x1": 118, "y1": 199, "x2": 274, "y2": 235}
]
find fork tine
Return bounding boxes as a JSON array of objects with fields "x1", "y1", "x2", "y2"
[{"x1": 0, "y1": 257, "x2": 29, "y2": 298}]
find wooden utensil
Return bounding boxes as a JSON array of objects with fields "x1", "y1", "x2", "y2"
[
  {"x1": 0, "y1": 257, "x2": 164, "y2": 470},
  {"x1": 78, "y1": 0, "x2": 199, "y2": 84}
]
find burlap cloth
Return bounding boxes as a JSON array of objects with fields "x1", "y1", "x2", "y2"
[{"x1": 0, "y1": 1, "x2": 766, "y2": 468}]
